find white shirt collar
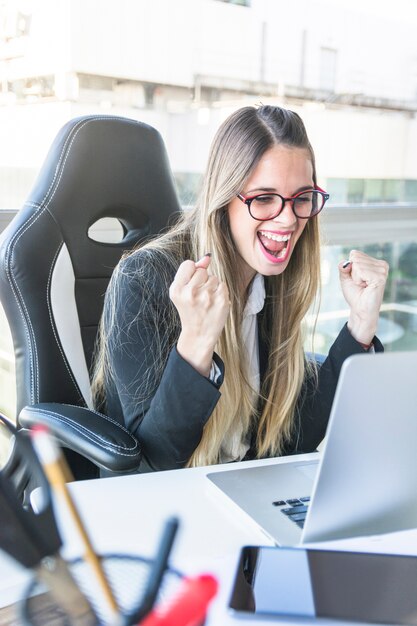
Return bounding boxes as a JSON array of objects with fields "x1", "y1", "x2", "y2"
[{"x1": 243, "y1": 274, "x2": 266, "y2": 318}]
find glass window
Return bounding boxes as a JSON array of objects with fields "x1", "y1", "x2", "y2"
[
  {"x1": 347, "y1": 179, "x2": 365, "y2": 203},
  {"x1": 364, "y1": 179, "x2": 383, "y2": 203},
  {"x1": 404, "y1": 180, "x2": 417, "y2": 203},
  {"x1": 326, "y1": 178, "x2": 348, "y2": 204},
  {"x1": 326, "y1": 178, "x2": 417, "y2": 204},
  {"x1": 382, "y1": 179, "x2": 403, "y2": 203}
]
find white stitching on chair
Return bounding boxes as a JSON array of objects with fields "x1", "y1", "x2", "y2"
[
  {"x1": 4, "y1": 203, "x2": 43, "y2": 403},
  {"x1": 62, "y1": 403, "x2": 137, "y2": 434},
  {"x1": 46, "y1": 243, "x2": 84, "y2": 399},
  {"x1": 26, "y1": 407, "x2": 139, "y2": 456},
  {"x1": 3, "y1": 115, "x2": 144, "y2": 405}
]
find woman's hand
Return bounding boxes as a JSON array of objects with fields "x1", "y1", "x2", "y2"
[
  {"x1": 338, "y1": 250, "x2": 389, "y2": 345},
  {"x1": 169, "y1": 254, "x2": 230, "y2": 377}
]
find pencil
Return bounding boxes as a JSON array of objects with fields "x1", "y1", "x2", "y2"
[{"x1": 31, "y1": 425, "x2": 121, "y2": 624}]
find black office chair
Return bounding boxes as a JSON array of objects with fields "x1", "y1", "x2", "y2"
[{"x1": 0, "y1": 115, "x2": 181, "y2": 487}]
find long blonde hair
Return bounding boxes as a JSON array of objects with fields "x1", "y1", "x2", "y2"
[{"x1": 92, "y1": 105, "x2": 321, "y2": 466}]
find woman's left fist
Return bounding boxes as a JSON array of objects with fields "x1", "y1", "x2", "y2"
[{"x1": 338, "y1": 249, "x2": 389, "y2": 345}]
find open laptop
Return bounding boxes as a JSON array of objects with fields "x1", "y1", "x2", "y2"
[{"x1": 207, "y1": 351, "x2": 417, "y2": 546}]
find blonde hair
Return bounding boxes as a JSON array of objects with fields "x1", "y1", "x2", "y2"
[{"x1": 92, "y1": 105, "x2": 321, "y2": 466}]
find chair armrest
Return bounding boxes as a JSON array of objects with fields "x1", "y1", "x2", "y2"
[{"x1": 19, "y1": 403, "x2": 142, "y2": 473}]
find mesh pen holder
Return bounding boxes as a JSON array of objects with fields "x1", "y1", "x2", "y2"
[{"x1": 20, "y1": 553, "x2": 184, "y2": 626}]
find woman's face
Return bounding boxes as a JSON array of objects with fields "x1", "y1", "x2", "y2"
[{"x1": 227, "y1": 144, "x2": 314, "y2": 290}]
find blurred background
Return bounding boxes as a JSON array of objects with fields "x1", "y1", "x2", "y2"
[{"x1": 0, "y1": 0, "x2": 417, "y2": 419}]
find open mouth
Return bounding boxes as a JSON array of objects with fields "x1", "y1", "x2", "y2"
[{"x1": 257, "y1": 231, "x2": 292, "y2": 261}]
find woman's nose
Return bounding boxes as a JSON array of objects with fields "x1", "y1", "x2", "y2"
[{"x1": 272, "y1": 199, "x2": 297, "y2": 225}]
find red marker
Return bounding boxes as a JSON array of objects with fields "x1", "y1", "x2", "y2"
[{"x1": 139, "y1": 574, "x2": 218, "y2": 626}]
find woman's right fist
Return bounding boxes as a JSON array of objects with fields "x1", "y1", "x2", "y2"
[{"x1": 169, "y1": 255, "x2": 230, "y2": 376}]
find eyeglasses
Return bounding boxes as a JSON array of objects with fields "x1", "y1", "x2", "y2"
[{"x1": 237, "y1": 187, "x2": 329, "y2": 221}]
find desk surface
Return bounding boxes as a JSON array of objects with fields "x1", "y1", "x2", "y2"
[{"x1": 2, "y1": 453, "x2": 417, "y2": 625}]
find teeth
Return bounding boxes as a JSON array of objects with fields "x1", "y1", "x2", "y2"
[{"x1": 259, "y1": 231, "x2": 291, "y2": 242}]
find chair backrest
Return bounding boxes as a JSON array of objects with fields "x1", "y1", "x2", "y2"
[{"x1": 0, "y1": 115, "x2": 181, "y2": 422}]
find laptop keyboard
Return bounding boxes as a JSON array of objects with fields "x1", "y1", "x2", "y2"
[{"x1": 272, "y1": 496, "x2": 310, "y2": 528}]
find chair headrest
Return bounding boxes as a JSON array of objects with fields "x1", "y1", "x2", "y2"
[{"x1": 23, "y1": 115, "x2": 181, "y2": 276}]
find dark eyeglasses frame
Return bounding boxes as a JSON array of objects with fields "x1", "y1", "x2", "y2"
[{"x1": 237, "y1": 186, "x2": 330, "y2": 221}]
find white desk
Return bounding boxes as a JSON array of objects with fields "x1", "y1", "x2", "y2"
[{"x1": 2, "y1": 453, "x2": 417, "y2": 625}]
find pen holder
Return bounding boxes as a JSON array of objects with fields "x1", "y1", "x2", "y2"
[{"x1": 20, "y1": 553, "x2": 184, "y2": 626}]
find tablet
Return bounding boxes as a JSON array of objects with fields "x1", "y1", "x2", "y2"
[{"x1": 229, "y1": 545, "x2": 417, "y2": 624}]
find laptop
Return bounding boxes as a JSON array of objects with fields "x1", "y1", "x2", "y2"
[{"x1": 207, "y1": 351, "x2": 417, "y2": 546}]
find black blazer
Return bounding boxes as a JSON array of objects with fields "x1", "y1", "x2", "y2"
[{"x1": 104, "y1": 250, "x2": 383, "y2": 472}]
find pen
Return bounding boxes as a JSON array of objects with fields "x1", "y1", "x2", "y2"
[
  {"x1": 126, "y1": 517, "x2": 179, "y2": 625},
  {"x1": 138, "y1": 574, "x2": 218, "y2": 626},
  {"x1": 31, "y1": 425, "x2": 121, "y2": 625}
]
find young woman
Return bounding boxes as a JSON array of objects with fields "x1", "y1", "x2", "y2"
[{"x1": 92, "y1": 105, "x2": 388, "y2": 472}]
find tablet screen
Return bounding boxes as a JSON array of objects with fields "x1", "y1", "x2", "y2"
[{"x1": 229, "y1": 546, "x2": 417, "y2": 624}]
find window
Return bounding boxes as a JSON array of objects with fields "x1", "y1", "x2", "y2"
[{"x1": 326, "y1": 178, "x2": 417, "y2": 204}]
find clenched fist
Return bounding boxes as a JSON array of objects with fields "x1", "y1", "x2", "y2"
[
  {"x1": 339, "y1": 249, "x2": 389, "y2": 345},
  {"x1": 169, "y1": 254, "x2": 230, "y2": 377}
]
